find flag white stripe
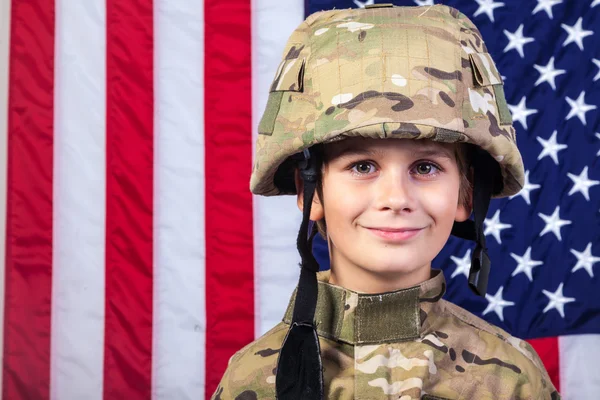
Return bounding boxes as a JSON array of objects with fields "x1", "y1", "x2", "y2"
[
  {"x1": 153, "y1": 1, "x2": 206, "y2": 398},
  {"x1": 559, "y1": 334, "x2": 600, "y2": 399},
  {"x1": 252, "y1": 0, "x2": 306, "y2": 337},
  {"x1": 0, "y1": 0, "x2": 10, "y2": 395},
  {"x1": 51, "y1": 1, "x2": 106, "y2": 399}
]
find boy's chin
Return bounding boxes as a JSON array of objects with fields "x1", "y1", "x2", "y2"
[{"x1": 360, "y1": 261, "x2": 431, "y2": 278}]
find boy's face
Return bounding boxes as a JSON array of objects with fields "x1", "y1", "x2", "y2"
[{"x1": 296, "y1": 137, "x2": 472, "y2": 293}]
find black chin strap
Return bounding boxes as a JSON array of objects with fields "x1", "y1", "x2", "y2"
[
  {"x1": 450, "y1": 149, "x2": 496, "y2": 297},
  {"x1": 276, "y1": 149, "x2": 324, "y2": 400}
]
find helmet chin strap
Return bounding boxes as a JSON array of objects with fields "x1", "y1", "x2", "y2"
[
  {"x1": 276, "y1": 149, "x2": 324, "y2": 400},
  {"x1": 450, "y1": 148, "x2": 497, "y2": 297}
]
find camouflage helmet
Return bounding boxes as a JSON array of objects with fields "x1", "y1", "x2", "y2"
[{"x1": 250, "y1": 3, "x2": 524, "y2": 198}]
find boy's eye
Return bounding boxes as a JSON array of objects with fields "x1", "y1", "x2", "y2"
[
  {"x1": 414, "y1": 162, "x2": 439, "y2": 175},
  {"x1": 351, "y1": 162, "x2": 375, "y2": 175}
]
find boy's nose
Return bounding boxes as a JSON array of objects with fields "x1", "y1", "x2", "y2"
[{"x1": 374, "y1": 172, "x2": 415, "y2": 213}]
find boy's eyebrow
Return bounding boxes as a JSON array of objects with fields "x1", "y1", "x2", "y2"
[
  {"x1": 332, "y1": 147, "x2": 380, "y2": 158},
  {"x1": 411, "y1": 147, "x2": 455, "y2": 160},
  {"x1": 330, "y1": 144, "x2": 455, "y2": 160}
]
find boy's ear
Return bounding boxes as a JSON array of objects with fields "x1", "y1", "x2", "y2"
[
  {"x1": 294, "y1": 168, "x2": 325, "y2": 222},
  {"x1": 455, "y1": 200, "x2": 472, "y2": 223}
]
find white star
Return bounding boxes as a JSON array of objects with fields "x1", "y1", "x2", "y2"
[
  {"x1": 510, "y1": 170, "x2": 541, "y2": 205},
  {"x1": 592, "y1": 0, "x2": 600, "y2": 7},
  {"x1": 353, "y1": 0, "x2": 375, "y2": 7},
  {"x1": 484, "y1": 209, "x2": 512, "y2": 244},
  {"x1": 511, "y1": 247, "x2": 544, "y2": 282},
  {"x1": 592, "y1": 58, "x2": 600, "y2": 82},
  {"x1": 503, "y1": 24, "x2": 535, "y2": 58},
  {"x1": 483, "y1": 286, "x2": 515, "y2": 322},
  {"x1": 536, "y1": 130, "x2": 568, "y2": 165},
  {"x1": 532, "y1": 0, "x2": 563, "y2": 19},
  {"x1": 533, "y1": 57, "x2": 566, "y2": 91},
  {"x1": 538, "y1": 206, "x2": 572, "y2": 241},
  {"x1": 508, "y1": 96, "x2": 538, "y2": 130},
  {"x1": 565, "y1": 91, "x2": 597, "y2": 125},
  {"x1": 450, "y1": 249, "x2": 471, "y2": 279},
  {"x1": 414, "y1": 0, "x2": 435, "y2": 5},
  {"x1": 474, "y1": 0, "x2": 505, "y2": 22},
  {"x1": 567, "y1": 166, "x2": 600, "y2": 201},
  {"x1": 571, "y1": 243, "x2": 600, "y2": 278},
  {"x1": 596, "y1": 133, "x2": 600, "y2": 157},
  {"x1": 542, "y1": 283, "x2": 575, "y2": 318},
  {"x1": 561, "y1": 17, "x2": 594, "y2": 51}
]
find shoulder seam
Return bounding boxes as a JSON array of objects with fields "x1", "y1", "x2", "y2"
[{"x1": 437, "y1": 299, "x2": 508, "y2": 338}]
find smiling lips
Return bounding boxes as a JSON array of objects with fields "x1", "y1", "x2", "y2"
[{"x1": 365, "y1": 226, "x2": 424, "y2": 241}]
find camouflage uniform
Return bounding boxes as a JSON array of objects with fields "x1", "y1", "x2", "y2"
[
  {"x1": 212, "y1": 270, "x2": 560, "y2": 399},
  {"x1": 213, "y1": 4, "x2": 561, "y2": 399}
]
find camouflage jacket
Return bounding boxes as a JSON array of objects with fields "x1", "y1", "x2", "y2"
[{"x1": 212, "y1": 269, "x2": 560, "y2": 400}]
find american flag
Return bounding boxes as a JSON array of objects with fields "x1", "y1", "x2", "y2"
[{"x1": 0, "y1": 0, "x2": 597, "y2": 399}]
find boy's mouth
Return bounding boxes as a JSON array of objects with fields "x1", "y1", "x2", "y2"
[{"x1": 364, "y1": 226, "x2": 424, "y2": 241}]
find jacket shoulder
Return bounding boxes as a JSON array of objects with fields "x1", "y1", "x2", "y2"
[
  {"x1": 210, "y1": 322, "x2": 288, "y2": 400},
  {"x1": 434, "y1": 299, "x2": 560, "y2": 399}
]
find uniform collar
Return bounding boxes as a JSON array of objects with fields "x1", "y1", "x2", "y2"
[{"x1": 283, "y1": 269, "x2": 446, "y2": 345}]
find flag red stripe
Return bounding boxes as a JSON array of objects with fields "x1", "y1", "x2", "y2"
[
  {"x1": 204, "y1": 0, "x2": 255, "y2": 396},
  {"x1": 3, "y1": 1, "x2": 55, "y2": 399},
  {"x1": 104, "y1": 0, "x2": 154, "y2": 397},
  {"x1": 526, "y1": 337, "x2": 560, "y2": 393}
]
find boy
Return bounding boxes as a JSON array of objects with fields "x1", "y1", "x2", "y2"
[{"x1": 213, "y1": 4, "x2": 560, "y2": 399}]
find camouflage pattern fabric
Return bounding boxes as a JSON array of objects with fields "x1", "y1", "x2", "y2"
[
  {"x1": 211, "y1": 270, "x2": 560, "y2": 399},
  {"x1": 250, "y1": 4, "x2": 525, "y2": 199}
]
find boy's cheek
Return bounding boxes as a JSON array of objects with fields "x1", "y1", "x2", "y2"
[
  {"x1": 324, "y1": 183, "x2": 369, "y2": 211},
  {"x1": 418, "y1": 184, "x2": 460, "y2": 210}
]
